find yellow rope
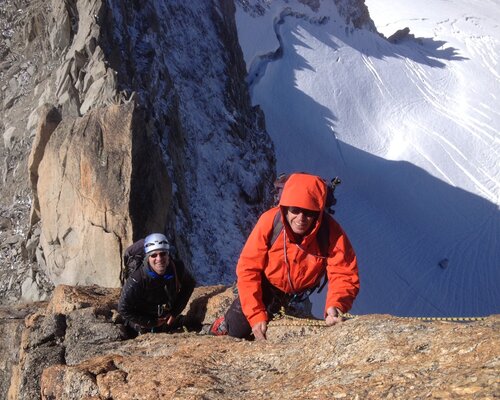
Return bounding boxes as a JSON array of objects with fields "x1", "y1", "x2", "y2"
[
  {"x1": 268, "y1": 307, "x2": 488, "y2": 328},
  {"x1": 401, "y1": 316, "x2": 487, "y2": 322},
  {"x1": 338, "y1": 313, "x2": 487, "y2": 322},
  {"x1": 269, "y1": 315, "x2": 326, "y2": 327},
  {"x1": 268, "y1": 308, "x2": 332, "y2": 327}
]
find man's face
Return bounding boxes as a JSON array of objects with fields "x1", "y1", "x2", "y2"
[
  {"x1": 148, "y1": 251, "x2": 170, "y2": 275},
  {"x1": 286, "y1": 206, "x2": 318, "y2": 236}
]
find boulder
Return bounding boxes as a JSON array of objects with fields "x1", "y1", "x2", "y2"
[{"x1": 30, "y1": 103, "x2": 171, "y2": 288}]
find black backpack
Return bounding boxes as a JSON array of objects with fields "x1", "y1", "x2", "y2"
[
  {"x1": 266, "y1": 173, "x2": 342, "y2": 299},
  {"x1": 122, "y1": 238, "x2": 146, "y2": 281}
]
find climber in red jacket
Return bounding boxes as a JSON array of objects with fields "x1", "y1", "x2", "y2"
[{"x1": 210, "y1": 173, "x2": 360, "y2": 340}]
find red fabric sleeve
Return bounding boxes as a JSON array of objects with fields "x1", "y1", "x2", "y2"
[
  {"x1": 324, "y1": 218, "x2": 360, "y2": 315},
  {"x1": 236, "y1": 208, "x2": 278, "y2": 327}
]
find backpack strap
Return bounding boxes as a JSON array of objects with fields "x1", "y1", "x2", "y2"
[
  {"x1": 170, "y1": 259, "x2": 181, "y2": 294},
  {"x1": 267, "y1": 210, "x2": 284, "y2": 249}
]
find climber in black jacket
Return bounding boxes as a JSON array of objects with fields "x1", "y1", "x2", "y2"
[{"x1": 118, "y1": 233, "x2": 195, "y2": 335}]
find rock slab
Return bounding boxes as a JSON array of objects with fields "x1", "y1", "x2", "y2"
[{"x1": 1, "y1": 285, "x2": 497, "y2": 399}]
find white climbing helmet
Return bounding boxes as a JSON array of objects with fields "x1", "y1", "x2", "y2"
[{"x1": 144, "y1": 233, "x2": 171, "y2": 255}]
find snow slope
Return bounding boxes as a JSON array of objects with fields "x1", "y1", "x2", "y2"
[{"x1": 235, "y1": 0, "x2": 500, "y2": 317}]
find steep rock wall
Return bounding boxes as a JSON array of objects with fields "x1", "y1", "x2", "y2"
[
  {"x1": 28, "y1": 103, "x2": 170, "y2": 287},
  {"x1": 0, "y1": 0, "x2": 275, "y2": 299},
  {"x1": 98, "y1": 0, "x2": 275, "y2": 282}
]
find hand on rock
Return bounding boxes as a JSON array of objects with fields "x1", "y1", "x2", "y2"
[
  {"x1": 252, "y1": 321, "x2": 268, "y2": 340},
  {"x1": 325, "y1": 306, "x2": 344, "y2": 326}
]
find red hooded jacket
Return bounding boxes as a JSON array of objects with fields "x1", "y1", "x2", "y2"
[{"x1": 236, "y1": 173, "x2": 359, "y2": 327}]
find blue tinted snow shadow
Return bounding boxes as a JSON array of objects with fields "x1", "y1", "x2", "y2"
[{"x1": 252, "y1": 14, "x2": 497, "y2": 318}]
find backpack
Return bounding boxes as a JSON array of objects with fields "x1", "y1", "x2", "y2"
[
  {"x1": 266, "y1": 173, "x2": 342, "y2": 300},
  {"x1": 123, "y1": 238, "x2": 146, "y2": 281}
]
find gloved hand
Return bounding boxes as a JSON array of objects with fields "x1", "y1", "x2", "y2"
[
  {"x1": 325, "y1": 306, "x2": 344, "y2": 326},
  {"x1": 252, "y1": 321, "x2": 268, "y2": 340}
]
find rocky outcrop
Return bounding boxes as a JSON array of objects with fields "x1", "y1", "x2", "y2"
[
  {"x1": 96, "y1": 0, "x2": 276, "y2": 282},
  {"x1": 27, "y1": 105, "x2": 62, "y2": 227},
  {"x1": 1, "y1": 284, "x2": 233, "y2": 399},
  {"x1": 1, "y1": 284, "x2": 498, "y2": 399},
  {"x1": 28, "y1": 102, "x2": 170, "y2": 287},
  {"x1": 334, "y1": 0, "x2": 376, "y2": 30},
  {"x1": 0, "y1": 0, "x2": 275, "y2": 302}
]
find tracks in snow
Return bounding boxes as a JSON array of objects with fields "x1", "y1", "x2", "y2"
[{"x1": 361, "y1": 35, "x2": 499, "y2": 202}]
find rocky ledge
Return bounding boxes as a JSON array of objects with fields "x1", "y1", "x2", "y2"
[{"x1": 1, "y1": 284, "x2": 498, "y2": 399}]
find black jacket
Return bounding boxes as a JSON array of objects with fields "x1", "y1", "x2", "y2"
[{"x1": 118, "y1": 258, "x2": 195, "y2": 329}]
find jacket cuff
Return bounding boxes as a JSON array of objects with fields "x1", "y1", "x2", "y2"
[
  {"x1": 325, "y1": 303, "x2": 345, "y2": 316},
  {"x1": 248, "y1": 312, "x2": 268, "y2": 328}
]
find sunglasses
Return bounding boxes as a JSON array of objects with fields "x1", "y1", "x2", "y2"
[
  {"x1": 287, "y1": 207, "x2": 319, "y2": 218},
  {"x1": 150, "y1": 251, "x2": 168, "y2": 259}
]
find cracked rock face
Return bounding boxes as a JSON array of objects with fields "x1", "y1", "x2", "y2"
[
  {"x1": 1, "y1": 0, "x2": 275, "y2": 303},
  {"x1": 28, "y1": 102, "x2": 171, "y2": 287},
  {"x1": 1, "y1": 284, "x2": 498, "y2": 399}
]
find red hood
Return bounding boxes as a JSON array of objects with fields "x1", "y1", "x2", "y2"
[
  {"x1": 279, "y1": 173, "x2": 327, "y2": 211},
  {"x1": 279, "y1": 173, "x2": 327, "y2": 241}
]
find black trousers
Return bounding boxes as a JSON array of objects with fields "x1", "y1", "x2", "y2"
[{"x1": 224, "y1": 280, "x2": 294, "y2": 339}]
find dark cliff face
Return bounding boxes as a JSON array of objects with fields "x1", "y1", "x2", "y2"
[
  {"x1": 0, "y1": 0, "x2": 275, "y2": 302},
  {"x1": 98, "y1": 0, "x2": 276, "y2": 283}
]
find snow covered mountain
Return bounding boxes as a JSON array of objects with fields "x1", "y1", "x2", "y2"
[
  {"x1": 1, "y1": 0, "x2": 497, "y2": 318},
  {"x1": 234, "y1": 0, "x2": 500, "y2": 317}
]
